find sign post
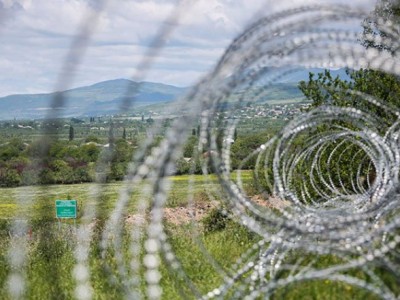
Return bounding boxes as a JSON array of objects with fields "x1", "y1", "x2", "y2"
[
  {"x1": 55, "y1": 200, "x2": 77, "y2": 229},
  {"x1": 56, "y1": 200, "x2": 77, "y2": 218}
]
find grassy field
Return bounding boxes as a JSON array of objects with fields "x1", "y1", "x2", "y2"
[
  {"x1": 0, "y1": 172, "x2": 258, "y2": 299},
  {"x1": 0, "y1": 173, "x2": 395, "y2": 299}
]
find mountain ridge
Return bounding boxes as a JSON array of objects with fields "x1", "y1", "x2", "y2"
[
  {"x1": 0, "y1": 67, "x2": 350, "y2": 120},
  {"x1": 0, "y1": 79, "x2": 188, "y2": 120}
]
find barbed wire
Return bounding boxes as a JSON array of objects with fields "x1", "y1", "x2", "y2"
[{"x1": 4, "y1": 2, "x2": 400, "y2": 299}]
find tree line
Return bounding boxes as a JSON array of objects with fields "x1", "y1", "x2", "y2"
[
  {"x1": 0, "y1": 127, "x2": 279, "y2": 187},
  {"x1": 0, "y1": 136, "x2": 135, "y2": 187}
]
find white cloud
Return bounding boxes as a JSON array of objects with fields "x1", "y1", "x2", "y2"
[{"x1": 0, "y1": 0, "x2": 377, "y2": 97}]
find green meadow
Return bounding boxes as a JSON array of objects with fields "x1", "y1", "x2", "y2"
[{"x1": 0, "y1": 172, "x2": 394, "y2": 299}]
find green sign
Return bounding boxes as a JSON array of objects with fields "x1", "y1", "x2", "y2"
[{"x1": 55, "y1": 200, "x2": 77, "y2": 219}]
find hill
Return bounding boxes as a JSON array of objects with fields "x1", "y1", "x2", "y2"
[
  {"x1": 0, "y1": 67, "x2": 350, "y2": 120},
  {"x1": 0, "y1": 79, "x2": 187, "y2": 120}
]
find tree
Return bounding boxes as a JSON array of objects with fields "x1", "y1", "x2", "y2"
[
  {"x1": 112, "y1": 139, "x2": 133, "y2": 163},
  {"x1": 298, "y1": 0, "x2": 400, "y2": 131},
  {"x1": 122, "y1": 127, "x2": 127, "y2": 140},
  {"x1": 69, "y1": 125, "x2": 74, "y2": 141},
  {"x1": 183, "y1": 136, "x2": 198, "y2": 158},
  {"x1": 108, "y1": 122, "x2": 115, "y2": 149},
  {"x1": 361, "y1": 0, "x2": 400, "y2": 53},
  {"x1": 50, "y1": 159, "x2": 73, "y2": 184},
  {"x1": 0, "y1": 138, "x2": 26, "y2": 161},
  {"x1": 85, "y1": 135, "x2": 100, "y2": 143},
  {"x1": 175, "y1": 158, "x2": 190, "y2": 175},
  {"x1": 298, "y1": 69, "x2": 400, "y2": 131},
  {"x1": 2, "y1": 169, "x2": 21, "y2": 187},
  {"x1": 146, "y1": 117, "x2": 154, "y2": 124},
  {"x1": 295, "y1": 0, "x2": 400, "y2": 201},
  {"x1": 80, "y1": 143, "x2": 100, "y2": 162},
  {"x1": 231, "y1": 130, "x2": 272, "y2": 170}
]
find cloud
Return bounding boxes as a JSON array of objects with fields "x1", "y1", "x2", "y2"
[{"x1": 0, "y1": 0, "x2": 377, "y2": 97}]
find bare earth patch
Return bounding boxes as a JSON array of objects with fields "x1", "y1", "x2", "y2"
[
  {"x1": 125, "y1": 213, "x2": 147, "y2": 226},
  {"x1": 250, "y1": 194, "x2": 291, "y2": 210},
  {"x1": 124, "y1": 196, "x2": 289, "y2": 226},
  {"x1": 124, "y1": 201, "x2": 220, "y2": 226},
  {"x1": 163, "y1": 201, "x2": 219, "y2": 225}
]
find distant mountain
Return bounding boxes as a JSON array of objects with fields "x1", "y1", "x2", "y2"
[
  {"x1": 247, "y1": 66, "x2": 351, "y2": 84},
  {"x1": 233, "y1": 67, "x2": 350, "y2": 102},
  {"x1": 0, "y1": 67, "x2": 350, "y2": 120},
  {"x1": 275, "y1": 67, "x2": 351, "y2": 83},
  {"x1": 0, "y1": 79, "x2": 188, "y2": 120}
]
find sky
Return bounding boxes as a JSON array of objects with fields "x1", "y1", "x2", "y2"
[{"x1": 0, "y1": 0, "x2": 377, "y2": 97}]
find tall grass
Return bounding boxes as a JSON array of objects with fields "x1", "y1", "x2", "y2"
[{"x1": 0, "y1": 173, "x2": 397, "y2": 299}]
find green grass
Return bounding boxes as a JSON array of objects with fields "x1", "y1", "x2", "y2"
[
  {"x1": 159, "y1": 219, "x2": 259, "y2": 299},
  {"x1": 0, "y1": 173, "x2": 397, "y2": 299}
]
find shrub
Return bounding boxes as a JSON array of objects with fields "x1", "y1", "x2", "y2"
[
  {"x1": 202, "y1": 207, "x2": 229, "y2": 233},
  {"x1": 2, "y1": 169, "x2": 21, "y2": 187},
  {"x1": 175, "y1": 158, "x2": 190, "y2": 175}
]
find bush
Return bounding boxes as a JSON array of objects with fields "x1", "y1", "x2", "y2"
[
  {"x1": 2, "y1": 169, "x2": 22, "y2": 187},
  {"x1": 73, "y1": 166, "x2": 92, "y2": 183},
  {"x1": 109, "y1": 162, "x2": 127, "y2": 181},
  {"x1": 183, "y1": 136, "x2": 198, "y2": 158},
  {"x1": 80, "y1": 143, "x2": 100, "y2": 162},
  {"x1": 85, "y1": 135, "x2": 101, "y2": 143},
  {"x1": 175, "y1": 158, "x2": 190, "y2": 175},
  {"x1": 202, "y1": 207, "x2": 229, "y2": 233}
]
